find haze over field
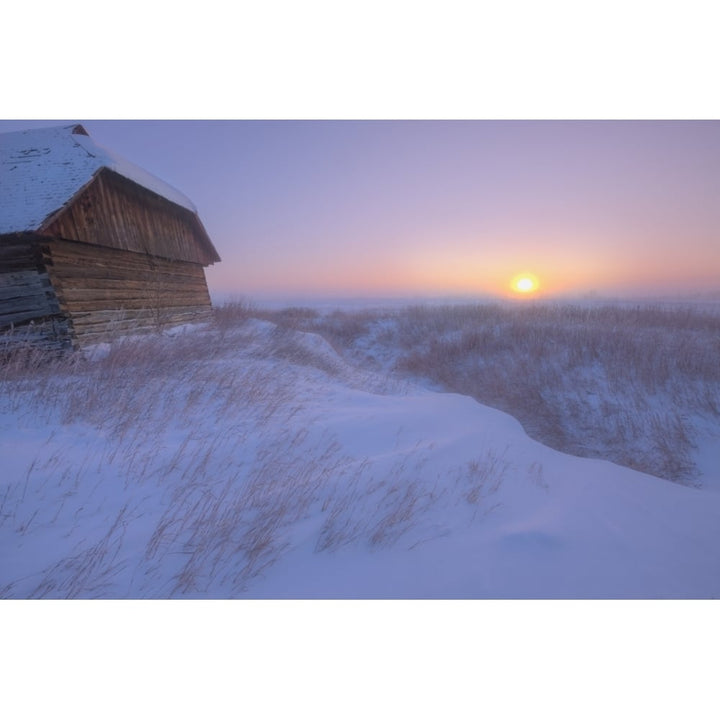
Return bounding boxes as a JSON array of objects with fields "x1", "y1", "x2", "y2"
[{"x1": 2, "y1": 120, "x2": 718, "y2": 302}]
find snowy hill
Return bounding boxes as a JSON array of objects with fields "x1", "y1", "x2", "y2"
[{"x1": 2, "y1": 316, "x2": 720, "y2": 598}]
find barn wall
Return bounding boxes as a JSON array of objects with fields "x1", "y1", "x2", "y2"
[
  {"x1": 0, "y1": 238, "x2": 51, "y2": 326},
  {"x1": 0, "y1": 237, "x2": 71, "y2": 349},
  {"x1": 45, "y1": 238, "x2": 213, "y2": 347},
  {"x1": 42, "y1": 169, "x2": 218, "y2": 266}
]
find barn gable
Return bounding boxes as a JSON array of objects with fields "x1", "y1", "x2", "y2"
[
  {"x1": 43, "y1": 167, "x2": 219, "y2": 266},
  {"x1": 1, "y1": 124, "x2": 221, "y2": 349}
]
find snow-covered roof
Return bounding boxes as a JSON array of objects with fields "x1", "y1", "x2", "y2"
[{"x1": 0, "y1": 124, "x2": 198, "y2": 235}]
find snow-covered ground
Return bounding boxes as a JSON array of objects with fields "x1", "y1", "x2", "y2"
[{"x1": 2, "y1": 316, "x2": 720, "y2": 598}]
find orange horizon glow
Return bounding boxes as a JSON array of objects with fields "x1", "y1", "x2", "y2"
[
  {"x1": 210, "y1": 252, "x2": 720, "y2": 301},
  {"x1": 5, "y1": 120, "x2": 715, "y2": 303},
  {"x1": 212, "y1": 226, "x2": 683, "y2": 300}
]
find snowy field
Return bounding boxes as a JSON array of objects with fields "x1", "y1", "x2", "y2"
[{"x1": 2, "y1": 301, "x2": 720, "y2": 598}]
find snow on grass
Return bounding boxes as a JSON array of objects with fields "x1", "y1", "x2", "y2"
[
  {"x1": 2, "y1": 304, "x2": 720, "y2": 598},
  {"x1": 262, "y1": 301, "x2": 720, "y2": 486}
]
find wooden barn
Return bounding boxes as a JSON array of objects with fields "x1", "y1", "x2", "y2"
[{"x1": 0, "y1": 124, "x2": 221, "y2": 349}]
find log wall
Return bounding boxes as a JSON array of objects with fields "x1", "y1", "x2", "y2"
[
  {"x1": 0, "y1": 238, "x2": 63, "y2": 328},
  {"x1": 45, "y1": 238, "x2": 213, "y2": 347},
  {"x1": 3, "y1": 165, "x2": 219, "y2": 350},
  {"x1": 42, "y1": 169, "x2": 219, "y2": 266}
]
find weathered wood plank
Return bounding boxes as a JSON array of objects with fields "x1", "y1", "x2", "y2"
[
  {"x1": 74, "y1": 315, "x2": 212, "y2": 332},
  {"x1": 55, "y1": 276, "x2": 210, "y2": 293},
  {"x1": 49, "y1": 260, "x2": 209, "y2": 281},
  {"x1": 2, "y1": 209, "x2": 214, "y2": 347},
  {"x1": 55, "y1": 297, "x2": 208, "y2": 312},
  {"x1": 0, "y1": 284, "x2": 53, "y2": 302},
  {"x1": 0, "y1": 307, "x2": 61, "y2": 327},
  {"x1": 0, "y1": 293, "x2": 59, "y2": 315},
  {"x1": 0, "y1": 245, "x2": 36, "y2": 262},
  {"x1": 0, "y1": 257, "x2": 60, "y2": 328},
  {"x1": 69, "y1": 306, "x2": 212, "y2": 323},
  {"x1": 0, "y1": 238, "x2": 64, "y2": 335},
  {"x1": 45, "y1": 241, "x2": 211, "y2": 280},
  {"x1": 41, "y1": 169, "x2": 218, "y2": 265},
  {"x1": 0, "y1": 270, "x2": 50, "y2": 289},
  {"x1": 0, "y1": 321, "x2": 71, "y2": 353},
  {"x1": 0, "y1": 239, "x2": 44, "y2": 273},
  {"x1": 44, "y1": 239, "x2": 211, "y2": 323},
  {"x1": 69, "y1": 306, "x2": 212, "y2": 348}
]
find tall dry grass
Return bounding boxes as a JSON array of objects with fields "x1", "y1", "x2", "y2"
[
  {"x1": 4, "y1": 300, "x2": 719, "y2": 597},
  {"x1": 1, "y1": 310, "x2": 511, "y2": 597},
  {"x1": 261, "y1": 301, "x2": 720, "y2": 484}
]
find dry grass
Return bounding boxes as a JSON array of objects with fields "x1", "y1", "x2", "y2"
[
  {"x1": 4, "y1": 299, "x2": 717, "y2": 597},
  {"x1": 260, "y1": 301, "x2": 720, "y2": 484},
  {"x1": 3, "y1": 312, "x2": 505, "y2": 597},
  {"x1": 29, "y1": 504, "x2": 130, "y2": 599},
  {"x1": 0, "y1": 320, "x2": 313, "y2": 596}
]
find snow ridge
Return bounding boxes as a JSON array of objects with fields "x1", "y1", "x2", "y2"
[{"x1": 2, "y1": 319, "x2": 720, "y2": 598}]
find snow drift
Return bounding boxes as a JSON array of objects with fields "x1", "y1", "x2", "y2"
[{"x1": 2, "y1": 314, "x2": 720, "y2": 598}]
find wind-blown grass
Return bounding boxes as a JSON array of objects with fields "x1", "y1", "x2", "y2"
[
  {"x1": 2, "y1": 300, "x2": 719, "y2": 598},
  {"x1": 0, "y1": 313, "x2": 509, "y2": 598},
  {"x1": 262, "y1": 301, "x2": 720, "y2": 484}
]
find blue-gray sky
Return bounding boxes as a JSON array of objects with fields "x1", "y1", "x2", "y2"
[{"x1": 2, "y1": 119, "x2": 719, "y2": 301}]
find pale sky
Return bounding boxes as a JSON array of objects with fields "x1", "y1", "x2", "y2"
[{"x1": 2, "y1": 120, "x2": 719, "y2": 301}]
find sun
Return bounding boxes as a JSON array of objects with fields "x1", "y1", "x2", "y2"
[{"x1": 511, "y1": 273, "x2": 539, "y2": 295}]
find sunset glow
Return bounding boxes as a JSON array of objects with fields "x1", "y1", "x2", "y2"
[{"x1": 2, "y1": 119, "x2": 718, "y2": 302}]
